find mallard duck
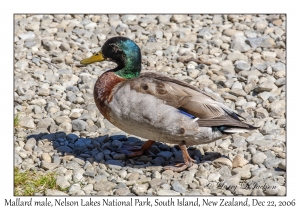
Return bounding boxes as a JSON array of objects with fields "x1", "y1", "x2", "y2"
[{"x1": 80, "y1": 36, "x2": 256, "y2": 171}]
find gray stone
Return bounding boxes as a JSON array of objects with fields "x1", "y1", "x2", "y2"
[
  {"x1": 14, "y1": 153, "x2": 22, "y2": 165},
  {"x1": 115, "y1": 188, "x2": 131, "y2": 195},
  {"x1": 232, "y1": 165, "x2": 252, "y2": 179},
  {"x1": 56, "y1": 176, "x2": 70, "y2": 189},
  {"x1": 172, "y1": 181, "x2": 186, "y2": 193},
  {"x1": 19, "y1": 31, "x2": 36, "y2": 40},
  {"x1": 255, "y1": 107, "x2": 269, "y2": 118},
  {"x1": 258, "y1": 92, "x2": 272, "y2": 101},
  {"x1": 58, "y1": 123, "x2": 72, "y2": 133},
  {"x1": 142, "y1": 42, "x2": 164, "y2": 55},
  {"x1": 231, "y1": 37, "x2": 251, "y2": 52},
  {"x1": 275, "y1": 78, "x2": 286, "y2": 87},
  {"x1": 149, "y1": 178, "x2": 168, "y2": 188},
  {"x1": 94, "y1": 153, "x2": 104, "y2": 162},
  {"x1": 269, "y1": 100, "x2": 285, "y2": 112},
  {"x1": 113, "y1": 153, "x2": 126, "y2": 160},
  {"x1": 56, "y1": 145, "x2": 73, "y2": 153},
  {"x1": 74, "y1": 139, "x2": 87, "y2": 148},
  {"x1": 278, "y1": 161, "x2": 286, "y2": 170},
  {"x1": 111, "y1": 139, "x2": 123, "y2": 148},
  {"x1": 219, "y1": 139, "x2": 231, "y2": 150},
  {"x1": 157, "y1": 189, "x2": 180, "y2": 195},
  {"x1": 127, "y1": 172, "x2": 140, "y2": 181},
  {"x1": 232, "y1": 154, "x2": 248, "y2": 168},
  {"x1": 251, "y1": 168, "x2": 268, "y2": 177},
  {"x1": 264, "y1": 180, "x2": 281, "y2": 195},
  {"x1": 45, "y1": 189, "x2": 68, "y2": 196},
  {"x1": 264, "y1": 158, "x2": 283, "y2": 169},
  {"x1": 183, "y1": 169, "x2": 197, "y2": 183},
  {"x1": 262, "y1": 51, "x2": 276, "y2": 61},
  {"x1": 94, "y1": 181, "x2": 117, "y2": 191},
  {"x1": 161, "y1": 170, "x2": 174, "y2": 179},
  {"x1": 55, "y1": 116, "x2": 71, "y2": 125},
  {"x1": 37, "y1": 118, "x2": 53, "y2": 129},
  {"x1": 221, "y1": 93, "x2": 237, "y2": 101},
  {"x1": 246, "y1": 36, "x2": 275, "y2": 49},
  {"x1": 25, "y1": 40, "x2": 36, "y2": 48},
  {"x1": 252, "y1": 152, "x2": 267, "y2": 165},
  {"x1": 82, "y1": 184, "x2": 94, "y2": 194},
  {"x1": 24, "y1": 138, "x2": 36, "y2": 152},
  {"x1": 51, "y1": 57, "x2": 64, "y2": 64},
  {"x1": 231, "y1": 81, "x2": 243, "y2": 89},
  {"x1": 68, "y1": 184, "x2": 81, "y2": 195},
  {"x1": 41, "y1": 153, "x2": 52, "y2": 162},
  {"x1": 41, "y1": 161, "x2": 58, "y2": 170},
  {"x1": 235, "y1": 61, "x2": 251, "y2": 71},
  {"x1": 60, "y1": 42, "x2": 70, "y2": 51},
  {"x1": 157, "y1": 15, "x2": 172, "y2": 24},
  {"x1": 235, "y1": 98, "x2": 247, "y2": 106},
  {"x1": 271, "y1": 62, "x2": 285, "y2": 71},
  {"x1": 151, "y1": 157, "x2": 165, "y2": 165},
  {"x1": 66, "y1": 134, "x2": 79, "y2": 142},
  {"x1": 42, "y1": 40, "x2": 56, "y2": 51},
  {"x1": 19, "y1": 116, "x2": 35, "y2": 129},
  {"x1": 213, "y1": 157, "x2": 232, "y2": 168},
  {"x1": 65, "y1": 161, "x2": 81, "y2": 170},
  {"x1": 246, "y1": 37, "x2": 262, "y2": 48},
  {"x1": 242, "y1": 101, "x2": 256, "y2": 110},
  {"x1": 157, "y1": 151, "x2": 173, "y2": 160},
  {"x1": 229, "y1": 88, "x2": 247, "y2": 97},
  {"x1": 72, "y1": 119, "x2": 87, "y2": 131},
  {"x1": 132, "y1": 183, "x2": 149, "y2": 195},
  {"x1": 254, "y1": 81, "x2": 274, "y2": 92},
  {"x1": 106, "y1": 160, "x2": 124, "y2": 168},
  {"x1": 231, "y1": 136, "x2": 247, "y2": 149},
  {"x1": 208, "y1": 173, "x2": 221, "y2": 182}
]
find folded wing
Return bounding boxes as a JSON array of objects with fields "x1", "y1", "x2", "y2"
[{"x1": 126, "y1": 72, "x2": 255, "y2": 130}]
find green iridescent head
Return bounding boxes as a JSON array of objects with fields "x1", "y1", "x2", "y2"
[{"x1": 80, "y1": 36, "x2": 141, "y2": 79}]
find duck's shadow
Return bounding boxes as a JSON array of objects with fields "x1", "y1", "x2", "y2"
[{"x1": 27, "y1": 131, "x2": 223, "y2": 169}]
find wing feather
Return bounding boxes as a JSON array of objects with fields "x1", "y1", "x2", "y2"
[{"x1": 117, "y1": 72, "x2": 254, "y2": 128}]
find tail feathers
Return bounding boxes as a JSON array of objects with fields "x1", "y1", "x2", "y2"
[
  {"x1": 215, "y1": 123, "x2": 259, "y2": 134},
  {"x1": 222, "y1": 127, "x2": 253, "y2": 133},
  {"x1": 221, "y1": 123, "x2": 259, "y2": 134}
]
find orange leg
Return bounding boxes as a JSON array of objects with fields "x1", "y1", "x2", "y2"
[
  {"x1": 118, "y1": 140, "x2": 155, "y2": 157},
  {"x1": 164, "y1": 143, "x2": 196, "y2": 172}
]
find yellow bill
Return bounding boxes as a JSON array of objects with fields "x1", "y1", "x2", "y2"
[{"x1": 80, "y1": 51, "x2": 105, "y2": 65}]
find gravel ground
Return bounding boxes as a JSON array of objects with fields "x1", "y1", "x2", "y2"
[{"x1": 14, "y1": 14, "x2": 286, "y2": 196}]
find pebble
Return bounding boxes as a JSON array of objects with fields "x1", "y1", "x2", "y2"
[
  {"x1": 94, "y1": 181, "x2": 117, "y2": 192},
  {"x1": 235, "y1": 60, "x2": 250, "y2": 71},
  {"x1": 231, "y1": 36, "x2": 251, "y2": 52},
  {"x1": 232, "y1": 165, "x2": 252, "y2": 180},
  {"x1": 171, "y1": 181, "x2": 186, "y2": 193},
  {"x1": 232, "y1": 154, "x2": 248, "y2": 168},
  {"x1": 252, "y1": 152, "x2": 268, "y2": 165},
  {"x1": 68, "y1": 184, "x2": 81, "y2": 195},
  {"x1": 254, "y1": 81, "x2": 274, "y2": 92},
  {"x1": 157, "y1": 189, "x2": 180, "y2": 195},
  {"x1": 56, "y1": 176, "x2": 71, "y2": 189},
  {"x1": 45, "y1": 189, "x2": 68, "y2": 196},
  {"x1": 72, "y1": 119, "x2": 88, "y2": 131},
  {"x1": 264, "y1": 180, "x2": 281, "y2": 195},
  {"x1": 24, "y1": 138, "x2": 37, "y2": 152},
  {"x1": 13, "y1": 14, "x2": 285, "y2": 196},
  {"x1": 271, "y1": 62, "x2": 285, "y2": 72},
  {"x1": 132, "y1": 183, "x2": 149, "y2": 195},
  {"x1": 212, "y1": 157, "x2": 232, "y2": 168}
]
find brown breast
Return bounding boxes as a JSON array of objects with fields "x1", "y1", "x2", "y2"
[{"x1": 94, "y1": 71, "x2": 126, "y2": 119}]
